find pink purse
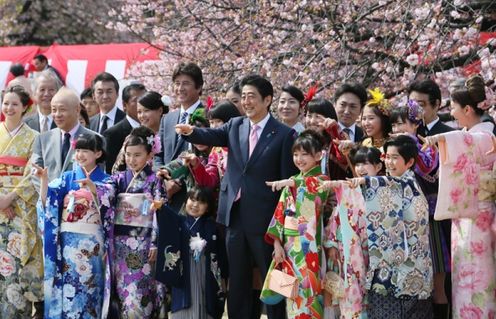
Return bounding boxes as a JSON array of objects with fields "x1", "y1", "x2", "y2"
[{"x1": 268, "y1": 260, "x2": 299, "y2": 299}]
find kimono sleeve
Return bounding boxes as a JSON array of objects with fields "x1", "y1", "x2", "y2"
[
  {"x1": 12, "y1": 160, "x2": 37, "y2": 206},
  {"x1": 264, "y1": 187, "x2": 290, "y2": 245},
  {"x1": 190, "y1": 151, "x2": 220, "y2": 188}
]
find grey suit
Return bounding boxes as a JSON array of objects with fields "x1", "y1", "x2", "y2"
[
  {"x1": 23, "y1": 112, "x2": 56, "y2": 132},
  {"x1": 30, "y1": 125, "x2": 99, "y2": 186}
]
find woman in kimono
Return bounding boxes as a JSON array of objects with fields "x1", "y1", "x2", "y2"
[
  {"x1": 261, "y1": 130, "x2": 330, "y2": 319},
  {"x1": 422, "y1": 75, "x2": 496, "y2": 319},
  {"x1": 35, "y1": 133, "x2": 110, "y2": 318},
  {"x1": 360, "y1": 89, "x2": 392, "y2": 150},
  {"x1": 102, "y1": 126, "x2": 167, "y2": 318},
  {"x1": 0, "y1": 85, "x2": 43, "y2": 318}
]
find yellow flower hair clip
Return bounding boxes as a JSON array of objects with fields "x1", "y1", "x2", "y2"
[{"x1": 366, "y1": 88, "x2": 392, "y2": 117}]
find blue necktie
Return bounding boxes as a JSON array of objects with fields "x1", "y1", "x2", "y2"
[{"x1": 176, "y1": 112, "x2": 188, "y2": 143}]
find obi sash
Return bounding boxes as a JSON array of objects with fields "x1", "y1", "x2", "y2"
[
  {"x1": 0, "y1": 155, "x2": 28, "y2": 176},
  {"x1": 114, "y1": 193, "x2": 154, "y2": 230},
  {"x1": 60, "y1": 188, "x2": 102, "y2": 235}
]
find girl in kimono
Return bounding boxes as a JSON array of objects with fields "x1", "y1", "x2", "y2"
[
  {"x1": 361, "y1": 89, "x2": 392, "y2": 149},
  {"x1": 0, "y1": 85, "x2": 43, "y2": 318},
  {"x1": 35, "y1": 133, "x2": 110, "y2": 319},
  {"x1": 323, "y1": 146, "x2": 383, "y2": 318},
  {"x1": 422, "y1": 75, "x2": 496, "y2": 319},
  {"x1": 261, "y1": 130, "x2": 330, "y2": 319},
  {"x1": 343, "y1": 135, "x2": 433, "y2": 319},
  {"x1": 390, "y1": 101, "x2": 451, "y2": 313},
  {"x1": 161, "y1": 186, "x2": 228, "y2": 319},
  {"x1": 103, "y1": 126, "x2": 167, "y2": 318}
]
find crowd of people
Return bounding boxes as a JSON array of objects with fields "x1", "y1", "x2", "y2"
[{"x1": 0, "y1": 59, "x2": 494, "y2": 319}]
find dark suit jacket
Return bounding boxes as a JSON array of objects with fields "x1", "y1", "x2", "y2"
[
  {"x1": 23, "y1": 112, "x2": 57, "y2": 132},
  {"x1": 103, "y1": 118, "x2": 133, "y2": 173},
  {"x1": 186, "y1": 115, "x2": 298, "y2": 233},
  {"x1": 154, "y1": 105, "x2": 204, "y2": 166},
  {"x1": 354, "y1": 126, "x2": 364, "y2": 143},
  {"x1": 417, "y1": 119, "x2": 454, "y2": 137},
  {"x1": 89, "y1": 108, "x2": 126, "y2": 133}
]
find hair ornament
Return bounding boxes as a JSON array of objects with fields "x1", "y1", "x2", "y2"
[
  {"x1": 406, "y1": 99, "x2": 424, "y2": 125},
  {"x1": 206, "y1": 96, "x2": 214, "y2": 111},
  {"x1": 189, "y1": 108, "x2": 207, "y2": 125},
  {"x1": 302, "y1": 84, "x2": 318, "y2": 114},
  {"x1": 367, "y1": 88, "x2": 392, "y2": 116},
  {"x1": 147, "y1": 134, "x2": 162, "y2": 155}
]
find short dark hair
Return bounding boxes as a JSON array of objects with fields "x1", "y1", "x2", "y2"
[
  {"x1": 138, "y1": 91, "x2": 167, "y2": 113},
  {"x1": 9, "y1": 63, "x2": 25, "y2": 77},
  {"x1": 172, "y1": 62, "x2": 204, "y2": 89},
  {"x1": 74, "y1": 133, "x2": 106, "y2": 163},
  {"x1": 92, "y1": 72, "x2": 119, "y2": 93},
  {"x1": 34, "y1": 54, "x2": 48, "y2": 63},
  {"x1": 207, "y1": 100, "x2": 241, "y2": 123},
  {"x1": 451, "y1": 75, "x2": 486, "y2": 116},
  {"x1": 407, "y1": 79, "x2": 442, "y2": 107},
  {"x1": 240, "y1": 74, "x2": 274, "y2": 105},
  {"x1": 281, "y1": 85, "x2": 304, "y2": 104},
  {"x1": 125, "y1": 126, "x2": 155, "y2": 154},
  {"x1": 80, "y1": 87, "x2": 93, "y2": 100},
  {"x1": 292, "y1": 129, "x2": 325, "y2": 155},
  {"x1": 122, "y1": 83, "x2": 146, "y2": 103},
  {"x1": 390, "y1": 106, "x2": 410, "y2": 125},
  {"x1": 187, "y1": 186, "x2": 215, "y2": 218},
  {"x1": 384, "y1": 134, "x2": 418, "y2": 164},
  {"x1": 228, "y1": 81, "x2": 241, "y2": 95},
  {"x1": 307, "y1": 98, "x2": 338, "y2": 120},
  {"x1": 350, "y1": 146, "x2": 382, "y2": 166},
  {"x1": 334, "y1": 83, "x2": 368, "y2": 108},
  {"x1": 79, "y1": 103, "x2": 90, "y2": 127}
]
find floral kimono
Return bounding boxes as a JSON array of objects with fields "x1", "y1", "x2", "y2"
[
  {"x1": 261, "y1": 166, "x2": 329, "y2": 319},
  {"x1": 325, "y1": 185, "x2": 369, "y2": 318},
  {"x1": 434, "y1": 122, "x2": 496, "y2": 319},
  {"x1": 361, "y1": 171, "x2": 433, "y2": 317},
  {"x1": 104, "y1": 164, "x2": 167, "y2": 318},
  {"x1": 0, "y1": 123, "x2": 43, "y2": 318},
  {"x1": 42, "y1": 165, "x2": 111, "y2": 319}
]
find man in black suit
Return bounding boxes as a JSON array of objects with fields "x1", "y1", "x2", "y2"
[
  {"x1": 89, "y1": 72, "x2": 125, "y2": 134},
  {"x1": 23, "y1": 71, "x2": 62, "y2": 132},
  {"x1": 176, "y1": 75, "x2": 298, "y2": 319},
  {"x1": 408, "y1": 78, "x2": 453, "y2": 319},
  {"x1": 334, "y1": 82, "x2": 368, "y2": 143},
  {"x1": 103, "y1": 83, "x2": 145, "y2": 173},
  {"x1": 155, "y1": 62, "x2": 204, "y2": 212}
]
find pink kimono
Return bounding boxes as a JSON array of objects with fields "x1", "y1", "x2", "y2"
[{"x1": 435, "y1": 122, "x2": 496, "y2": 319}]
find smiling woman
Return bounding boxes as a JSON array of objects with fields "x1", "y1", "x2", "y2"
[{"x1": 277, "y1": 85, "x2": 305, "y2": 133}]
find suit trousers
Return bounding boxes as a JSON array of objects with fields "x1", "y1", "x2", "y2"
[{"x1": 226, "y1": 201, "x2": 285, "y2": 319}]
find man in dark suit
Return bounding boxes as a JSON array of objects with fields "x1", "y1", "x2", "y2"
[
  {"x1": 155, "y1": 62, "x2": 204, "y2": 212},
  {"x1": 408, "y1": 78, "x2": 453, "y2": 319},
  {"x1": 103, "y1": 83, "x2": 145, "y2": 173},
  {"x1": 24, "y1": 71, "x2": 62, "y2": 132},
  {"x1": 334, "y1": 82, "x2": 368, "y2": 143},
  {"x1": 89, "y1": 72, "x2": 125, "y2": 134},
  {"x1": 176, "y1": 75, "x2": 298, "y2": 319}
]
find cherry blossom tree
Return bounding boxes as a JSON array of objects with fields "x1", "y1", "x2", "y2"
[{"x1": 109, "y1": 0, "x2": 496, "y2": 104}]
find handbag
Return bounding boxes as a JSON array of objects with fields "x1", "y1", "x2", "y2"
[
  {"x1": 323, "y1": 260, "x2": 345, "y2": 299},
  {"x1": 267, "y1": 259, "x2": 299, "y2": 299}
]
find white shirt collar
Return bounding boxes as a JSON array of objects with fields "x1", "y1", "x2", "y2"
[
  {"x1": 338, "y1": 122, "x2": 356, "y2": 139},
  {"x1": 100, "y1": 105, "x2": 118, "y2": 122},
  {"x1": 181, "y1": 100, "x2": 201, "y2": 114},
  {"x1": 126, "y1": 115, "x2": 140, "y2": 128},
  {"x1": 37, "y1": 109, "x2": 53, "y2": 120},
  {"x1": 250, "y1": 113, "x2": 271, "y2": 138},
  {"x1": 426, "y1": 117, "x2": 439, "y2": 131}
]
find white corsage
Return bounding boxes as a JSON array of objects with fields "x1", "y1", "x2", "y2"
[{"x1": 189, "y1": 233, "x2": 207, "y2": 263}]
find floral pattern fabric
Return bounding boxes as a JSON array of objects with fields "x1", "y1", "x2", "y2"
[
  {"x1": 102, "y1": 165, "x2": 167, "y2": 318},
  {"x1": 260, "y1": 165, "x2": 329, "y2": 319},
  {"x1": 362, "y1": 171, "x2": 432, "y2": 300},
  {"x1": 325, "y1": 185, "x2": 369, "y2": 318},
  {"x1": 0, "y1": 123, "x2": 43, "y2": 318},
  {"x1": 41, "y1": 165, "x2": 110, "y2": 319},
  {"x1": 435, "y1": 123, "x2": 496, "y2": 319}
]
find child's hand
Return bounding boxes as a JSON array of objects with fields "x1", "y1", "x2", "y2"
[
  {"x1": 75, "y1": 178, "x2": 97, "y2": 194},
  {"x1": 334, "y1": 139, "x2": 354, "y2": 156},
  {"x1": 31, "y1": 163, "x2": 48, "y2": 179},
  {"x1": 164, "y1": 179, "x2": 182, "y2": 198},
  {"x1": 175, "y1": 124, "x2": 194, "y2": 135},
  {"x1": 156, "y1": 168, "x2": 171, "y2": 180},
  {"x1": 328, "y1": 247, "x2": 339, "y2": 265},
  {"x1": 273, "y1": 239, "x2": 286, "y2": 265},
  {"x1": 148, "y1": 247, "x2": 157, "y2": 263},
  {"x1": 419, "y1": 134, "x2": 445, "y2": 151},
  {"x1": 180, "y1": 152, "x2": 199, "y2": 168},
  {"x1": 317, "y1": 180, "x2": 342, "y2": 192},
  {"x1": 265, "y1": 179, "x2": 295, "y2": 192},
  {"x1": 346, "y1": 177, "x2": 365, "y2": 188},
  {"x1": 322, "y1": 118, "x2": 338, "y2": 130}
]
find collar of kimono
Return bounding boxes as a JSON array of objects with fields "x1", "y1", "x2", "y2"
[{"x1": 301, "y1": 165, "x2": 323, "y2": 177}]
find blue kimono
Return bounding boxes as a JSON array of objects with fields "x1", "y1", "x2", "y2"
[{"x1": 40, "y1": 165, "x2": 111, "y2": 319}]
